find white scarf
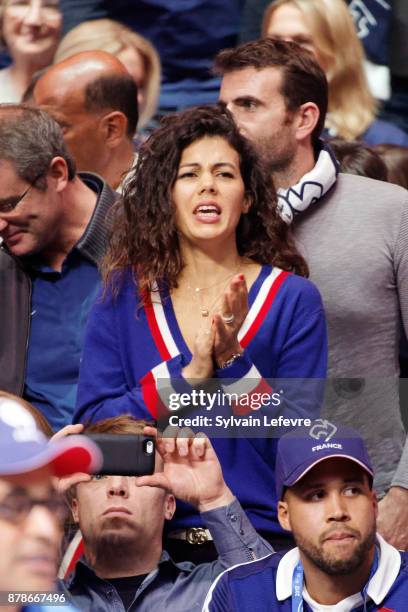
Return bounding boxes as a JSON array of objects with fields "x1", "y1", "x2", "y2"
[{"x1": 277, "y1": 142, "x2": 339, "y2": 224}]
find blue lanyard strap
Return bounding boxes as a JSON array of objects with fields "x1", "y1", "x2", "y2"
[
  {"x1": 292, "y1": 561, "x2": 304, "y2": 612},
  {"x1": 292, "y1": 546, "x2": 379, "y2": 612}
]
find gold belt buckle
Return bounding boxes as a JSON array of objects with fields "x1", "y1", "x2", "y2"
[{"x1": 186, "y1": 527, "x2": 209, "y2": 545}]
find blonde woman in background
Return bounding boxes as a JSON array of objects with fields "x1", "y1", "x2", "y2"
[
  {"x1": 0, "y1": 0, "x2": 61, "y2": 102},
  {"x1": 54, "y1": 18, "x2": 161, "y2": 129},
  {"x1": 262, "y1": 0, "x2": 408, "y2": 146}
]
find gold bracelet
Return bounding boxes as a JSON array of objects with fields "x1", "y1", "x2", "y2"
[{"x1": 218, "y1": 353, "x2": 242, "y2": 369}]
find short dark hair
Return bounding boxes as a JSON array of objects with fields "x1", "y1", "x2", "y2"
[
  {"x1": 214, "y1": 38, "x2": 328, "y2": 147},
  {"x1": 374, "y1": 144, "x2": 408, "y2": 190},
  {"x1": 0, "y1": 104, "x2": 76, "y2": 188},
  {"x1": 83, "y1": 415, "x2": 153, "y2": 435},
  {"x1": 330, "y1": 138, "x2": 388, "y2": 182},
  {"x1": 84, "y1": 74, "x2": 139, "y2": 138}
]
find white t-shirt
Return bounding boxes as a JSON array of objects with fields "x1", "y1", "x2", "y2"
[{"x1": 303, "y1": 586, "x2": 363, "y2": 611}]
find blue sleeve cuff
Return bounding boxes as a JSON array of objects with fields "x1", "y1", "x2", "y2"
[{"x1": 201, "y1": 498, "x2": 273, "y2": 560}]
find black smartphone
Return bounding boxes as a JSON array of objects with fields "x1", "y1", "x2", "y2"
[{"x1": 85, "y1": 434, "x2": 155, "y2": 476}]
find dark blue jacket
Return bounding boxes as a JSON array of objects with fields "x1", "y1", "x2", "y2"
[{"x1": 204, "y1": 535, "x2": 408, "y2": 611}]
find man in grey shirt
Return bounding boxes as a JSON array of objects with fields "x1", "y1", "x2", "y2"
[
  {"x1": 59, "y1": 417, "x2": 272, "y2": 611},
  {"x1": 216, "y1": 37, "x2": 408, "y2": 550}
]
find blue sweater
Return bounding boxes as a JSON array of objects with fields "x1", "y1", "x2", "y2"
[
  {"x1": 75, "y1": 265, "x2": 327, "y2": 536},
  {"x1": 362, "y1": 118, "x2": 408, "y2": 147},
  {"x1": 204, "y1": 535, "x2": 408, "y2": 612}
]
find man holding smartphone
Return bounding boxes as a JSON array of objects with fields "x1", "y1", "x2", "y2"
[{"x1": 59, "y1": 416, "x2": 273, "y2": 611}]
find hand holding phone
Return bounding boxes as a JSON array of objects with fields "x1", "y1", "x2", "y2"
[
  {"x1": 135, "y1": 426, "x2": 234, "y2": 512},
  {"x1": 86, "y1": 433, "x2": 155, "y2": 476}
]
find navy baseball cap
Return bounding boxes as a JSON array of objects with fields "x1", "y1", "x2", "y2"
[
  {"x1": 275, "y1": 419, "x2": 374, "y2": 500},
  {"x1": 0, "y1": 397, "x2": 102, "y2": 477}
]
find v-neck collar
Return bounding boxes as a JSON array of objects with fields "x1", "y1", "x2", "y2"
[{"x1": 145, "y1": 265, "x2": 290, "y2": 362}]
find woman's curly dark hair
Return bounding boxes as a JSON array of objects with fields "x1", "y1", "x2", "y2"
[{"x1": 102, "y1": 104, "x2": 308, "y2": 297}]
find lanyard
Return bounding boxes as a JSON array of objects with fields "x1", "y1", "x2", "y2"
[
  {"x1": 291, "y1": 547, "x2": 379, "y2": 612},
  {"x1": 292, "y1": 562, "x2": 304, "y2": 612}
]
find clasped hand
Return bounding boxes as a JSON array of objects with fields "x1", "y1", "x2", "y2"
[{"x1": 183, "y1": 274, "x2": 248, "y2": 381}]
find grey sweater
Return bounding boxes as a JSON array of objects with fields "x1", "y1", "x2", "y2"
[{"x1": 294, "y1": 173, "x2": 408, "y2": 494}]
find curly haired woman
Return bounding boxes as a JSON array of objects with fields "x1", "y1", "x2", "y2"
[{"x1": 75, "y1": 105, "x2": 327, "y2": 556}]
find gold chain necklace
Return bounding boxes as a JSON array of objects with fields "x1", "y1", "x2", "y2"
[{"x1": 186, "y1": 266, "x2": 241, "y2": 318}]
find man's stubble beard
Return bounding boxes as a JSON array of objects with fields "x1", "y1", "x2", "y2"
[
  {"x1": 293, "y1": 523, "x2": 377, "y2": 576},
  {"x1": 82, "y1": 517, "x2": 140, "y2": 568},
  {"x1": 257, "y1": 132, "x2": 297, "y2": 178}
]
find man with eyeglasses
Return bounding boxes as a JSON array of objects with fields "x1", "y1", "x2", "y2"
[
  {"x1": 0, "y1": 104, "x2": 117, "y2": 431},
  {"x1": 0, "y1": 394, "x2": 101, "y2": 610}
]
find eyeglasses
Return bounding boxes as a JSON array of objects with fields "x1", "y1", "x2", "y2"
[
  {"x1": 0, "y1": 488, "x2": 68, "y2": 524},
  {"x1": 0, "y1": 173, "x2": 43, "y2": 214}
]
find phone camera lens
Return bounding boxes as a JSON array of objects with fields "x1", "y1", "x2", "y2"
[{"x1": 145, "y1": 440, "x2": 154, "y2": 454}]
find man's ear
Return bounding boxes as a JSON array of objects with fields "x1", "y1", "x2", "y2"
[
  {"x1": 294, "y1": 102, "x2": 320, "y2": 143},
  {"x1": 71, "y1": 497, "x2": 79, "y2": 523},
  {"x1": 277, "y1": 500, "x2": 292, "y2": 532},
  {"x1": 48, "y1": 156, "x2": 69, "y2": 193},
  {"x1": 164, "y1": 493, "x2": 176, "y2": 521},
  {"x1": 100, "y1": 111, "x2": 128, "y2": 148}
]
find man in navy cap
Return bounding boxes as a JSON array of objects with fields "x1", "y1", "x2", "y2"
[
  {"x1": 0, "y1": 394, "x2": 101, "y2": 610},
  {"x1": 204, "y1": 419, "x2": 408, "y2": 611}
]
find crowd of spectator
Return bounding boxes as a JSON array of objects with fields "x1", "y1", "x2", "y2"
[{"x1": 0, "y1": 1, "x2": 408, "y2": 610}]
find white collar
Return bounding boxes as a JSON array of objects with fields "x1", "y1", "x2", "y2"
[
  {"x1": 276, "y1": 533, "x2": 401, "y2": 606},
  {"x1": 276, "y1": 546, "x2": 300, "y2": 601},
  {"x1": 366, "y1": 534, "x2": 401, "y2": 604}
]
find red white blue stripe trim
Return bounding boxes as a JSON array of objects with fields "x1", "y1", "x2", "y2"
[
  {"x1": 141, "y1": 268, "x2": 290, "y2": 417},
  {"x1": 146, "y1": 268, "x2": 289, "y2": 357},
  {"x1": 144, "y1": 285, "x2": 179, "y2": 361},
  {"x1": 239, "y1": 267, "x2": 289, "y2": 347}
]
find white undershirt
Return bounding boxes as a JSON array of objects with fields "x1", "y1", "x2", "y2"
[{"x1": 303, "y1": 586, "x2": 364, "y2": 612}]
